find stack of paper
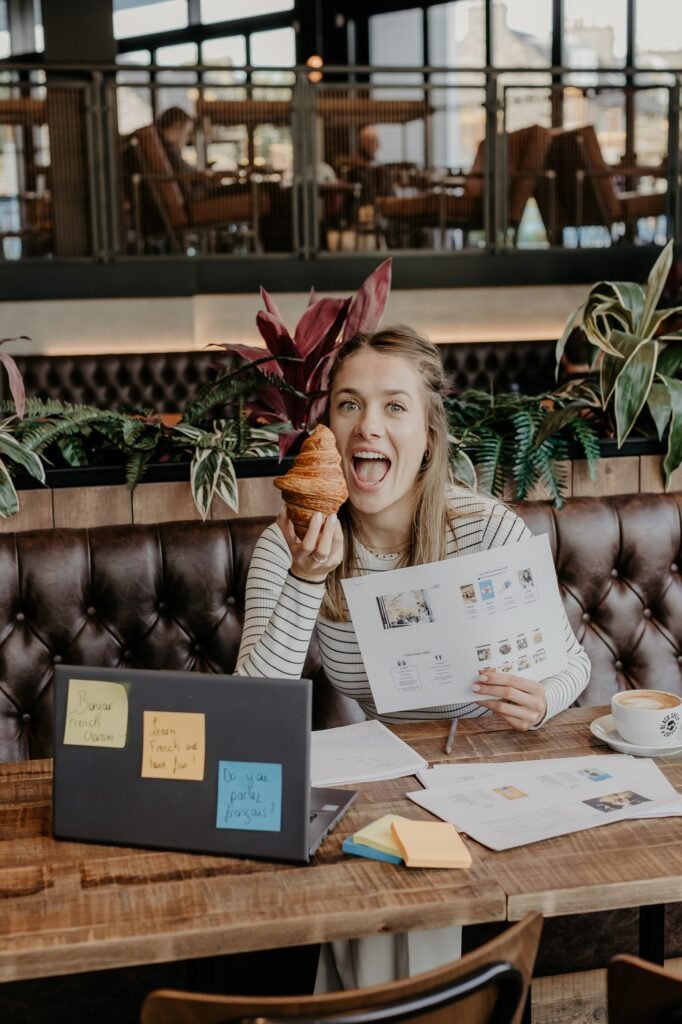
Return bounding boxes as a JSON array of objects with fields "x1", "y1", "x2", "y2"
[
  {"x1": 407, "y1": 754, "x2": 682, "y2": 851},
  {"x1": 391, "y1": 819, "x2": 472, "y2": 869},
  {"x1": 311, "y1": 719, "x2": 427, "y2": 787},
  {"x1": 342, "y1": 814, "x2": 408, "y2": 864}
]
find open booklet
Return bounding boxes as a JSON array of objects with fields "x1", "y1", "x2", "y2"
[
  {"x1": 310, "y1": 720, "x2": 427, "y2": 787},
  {"x1": 407, "y1": 754, "x2": 682, "y2": 850},
  {"x1": 342, "y1": 533, "x2": 567, "y2": 715}
]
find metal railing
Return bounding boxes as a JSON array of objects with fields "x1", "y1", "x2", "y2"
[{"x1": 0, "y1": 61, "x2": 679, "y2": 262}]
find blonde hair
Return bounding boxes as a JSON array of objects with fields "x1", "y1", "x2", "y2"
[{"x1": 321, "y1": 324, "x2": 454, "y2": 622}]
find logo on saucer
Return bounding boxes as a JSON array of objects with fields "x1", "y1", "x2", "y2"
[{"x1": 660, "y1": 712, "x2": 681, "y2": 739}]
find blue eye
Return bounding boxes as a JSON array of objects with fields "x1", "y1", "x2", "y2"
[
  {"x1": 339, "y1": 399, "x2": 359, "y2": 411},
  {"x1": 388, "y1": 402, "x2": 406, "y2": 413}
]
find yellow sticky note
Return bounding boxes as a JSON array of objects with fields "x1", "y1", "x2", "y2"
[
  {"x1": 353, "y1": 814, "x2": 414, "y2": 858},
  {"x1": 64, "y1": 678, "x2": 129, "y2": 749},
  {"x1": 141, "y1": 711, "x2": 205, "y2": 781},
  {"x1": 391, "y1": 819, "x2": 472, "y2": 869}
]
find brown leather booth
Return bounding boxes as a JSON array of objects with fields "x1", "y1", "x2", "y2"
[
  {"x1": 1, "y1": 491, "x2": 681, "y2": 974},
  {"x1": 3, "y1": 341, "x2": 558, "y2": 411}
]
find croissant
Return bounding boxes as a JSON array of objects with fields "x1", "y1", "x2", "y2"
[{"x1": 274, "y1": 425, "x2": 348, "y2": 538}]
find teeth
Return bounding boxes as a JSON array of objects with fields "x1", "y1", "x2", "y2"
[{"x1": 354, "y1": 452, "x2": 388, "y2": 460}]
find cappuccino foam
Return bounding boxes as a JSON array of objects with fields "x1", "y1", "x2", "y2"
[{"x1": 615, "y1": 691, "x2": 679, "y2": 710}]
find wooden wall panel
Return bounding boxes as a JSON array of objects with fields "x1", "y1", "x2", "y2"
[
  {"x1": 0, "y1": 489, "x2": 53, "y2": 533},
  {"x1": 210, "y1": 477, "x2": 282, "y2": 521},
  {"x1": 572, "y1": 456, "x2": 639, "y2": 497},
  {"x1": 132, "y1": 481, "x2": 201, "y2": 524},
  {"x1": 52, "y1": 485, "x2": 133, "y2": 528},
  {"x1": 639, "y1": 454, "x2": 682, "y2": 494}
]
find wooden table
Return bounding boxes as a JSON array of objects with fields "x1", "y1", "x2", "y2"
[
  {"x1": 2, "y1": 705, "x2": 680, "y2": 986},
  {"x1": 0, "y1": 758, "x2": 504, "y2": 984}
]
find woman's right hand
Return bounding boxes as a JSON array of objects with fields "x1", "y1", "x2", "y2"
[{"x1": 277, "y1": 508, "x2": 344, "y2": 583}]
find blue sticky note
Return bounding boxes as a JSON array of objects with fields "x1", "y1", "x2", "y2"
[
  {"x1": 216, "y1": 760, "x2": 282, "y2": 832},
  {"x1": 342, "y1": 837, "x2": 403, "y2": 864}
]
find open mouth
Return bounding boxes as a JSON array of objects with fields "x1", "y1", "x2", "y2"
[{"x1": 351, "y1": 452, "x2": 391, "y2": 486}]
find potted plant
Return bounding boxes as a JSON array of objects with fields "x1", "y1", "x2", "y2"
[
  {"x1": 549, "y1": 240, "x2": 682, "y2": 488},
  {"x1": 0, "y1": 338, "x2": 45, "y2": 517}
]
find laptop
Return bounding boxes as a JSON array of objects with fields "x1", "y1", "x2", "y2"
[{"x1": 52, "y1": 665, "x2": 357, "y2": 864}]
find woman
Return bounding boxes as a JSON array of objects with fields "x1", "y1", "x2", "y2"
[
  {"x1": 237, "y1": 324, "x2": 589, "y2": 729},
  {"x1": 236, "y1": 324, "x2": 590, "y2": 988}
]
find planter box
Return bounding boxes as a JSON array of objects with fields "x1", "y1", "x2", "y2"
[{"x1": 5, "y1": 443, "x2": 682, "y2": 533}]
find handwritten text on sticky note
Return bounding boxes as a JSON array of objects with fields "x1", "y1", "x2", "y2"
[
  {"x1": 141, "y1": 711, "x2": 205, "y2": 781},
  {"x1": 64, "y1": 679, "x2": 129, "y2": 748},
  {"x1": 216, "y1": 761, "x2": 282, "y2": 832}
]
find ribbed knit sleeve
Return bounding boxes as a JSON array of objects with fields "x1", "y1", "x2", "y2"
[{"x1": 235, "y1": 523, "x2": 324, "y2": 679}]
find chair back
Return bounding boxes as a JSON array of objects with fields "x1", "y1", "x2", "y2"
[
  {"x1": 141, "y1": 912, "x2": 542, "y2": 1024},
  {"x1": 133, "y1": 125, "x2": 188, "y2": 230},
  {"x1": 506, "y1": 125, "x2": 552, "y2": 226},
  {"x1": 536, "y1": 124, "x2": 621, "y2": 233},
  {"x1": 608, "y1": 954, "x2": 682, "y2": 1024}
]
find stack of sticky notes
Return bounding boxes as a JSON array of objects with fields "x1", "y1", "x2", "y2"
[
  {"x1": 391, "y1": 818, "x2": 472, "y2": 869},
  {"x1": 342, "y1": 814, "x2": 472, "y2": 870},
  {"x1": 342, "y1": 814, "x2": 410, "y2": 864}
]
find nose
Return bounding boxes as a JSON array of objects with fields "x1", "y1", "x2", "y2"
[{"x1": 353, "y1": 404, "x2": 383, "y2": 438}]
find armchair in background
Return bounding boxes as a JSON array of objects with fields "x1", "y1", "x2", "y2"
[
  {"x1": 376, "y1": 125, "x2": 552, "y2": 249},
  {"x1": 534, "y1": 124, "x2": 668, "y2": 246},
  {"x1": 608, "y1": 954, "x2": 682, "y2": 1024},
  {"x1": 122, "y1": 124, "x2": 269, "y2": 254}
]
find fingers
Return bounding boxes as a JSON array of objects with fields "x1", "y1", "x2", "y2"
[{"x1": 474, "y1": 671, "x2": 547, "y2": 730}]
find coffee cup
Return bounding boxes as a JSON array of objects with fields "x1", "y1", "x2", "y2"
[{"x1": 611, "y1": 690, "x2": 682, "y2": 747}]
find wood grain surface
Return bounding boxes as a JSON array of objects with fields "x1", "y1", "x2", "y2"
[{"x1": 3, "y1": 707, "x2": 682, "y2": 985}]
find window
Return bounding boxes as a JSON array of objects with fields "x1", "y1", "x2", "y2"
[
  {"x1": 492, "y1": 0, "x2": 552, "y2": 67},
  {"x1": 200, "y1": 0, "x2": 293, "y2": 25},
  {"x1": 564, "y1": 0, "x2": 627, "y2": 69},
  {"x1": 428, "y1": 1, "x2": 486, "y2": 68},
  {"x1": 0, "y1": 0, "x2": 9, "y2": 59},
  {"x1": 156, "y1": 42, "x2": 198, "y2": 120},
  {"x1": 202, "y1": 36, "x2": 247, "y2": 86},
  {"x1": 635, "y1": 0, "x2": 682, "y2": 70},
  {"x1": 113, "y1": 0, "x2": 187, "y2": 41}
]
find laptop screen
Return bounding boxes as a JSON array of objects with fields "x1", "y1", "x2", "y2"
[{"x1": 53, "y1": 665, "x2": 313, "y2": 863}]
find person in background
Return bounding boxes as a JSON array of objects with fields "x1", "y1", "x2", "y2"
[
  {"x1": 155, "y1": 106, "x2": 220, "y2": 202},
  {"x1": 236, "y1": 323, "x2": 590, "y2": 989}
]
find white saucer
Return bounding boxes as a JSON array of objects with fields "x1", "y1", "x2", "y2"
[{"x1": 590, "y1": 714, "x2": 682, "y2": 757}]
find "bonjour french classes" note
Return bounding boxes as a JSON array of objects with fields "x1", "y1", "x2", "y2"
[{"x1": 64, "y1": 678, "x2": 129, "y2": 748}]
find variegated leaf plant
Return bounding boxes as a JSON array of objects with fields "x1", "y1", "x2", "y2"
[
  {"x1": 556, "y1": 240, "x2": 682, "y2": 487},
  {"x1": 0, "y1": 338, "x2": 45, "y2": 518}
]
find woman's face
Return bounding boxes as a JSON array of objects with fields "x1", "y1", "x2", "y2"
[{"x1": 329, "y1": 349, "x2": 429, "y2": 526}]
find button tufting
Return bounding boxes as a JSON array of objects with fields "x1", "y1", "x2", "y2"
[
  {"x1": 158, "y1": 601, "x2": 167, "y2": 612},
  {"x1": 123, "y1": 650, "x2": 133, "y2": 660},
  {"x1": 582, "y1": 612, "x2": 591, "y2": 623},
  {"x1": 193, "y1": 643, "x2": 201, "y2": 654},
  {"x1": 15, "y1": 611, "x2": 25, "y2": 622},
  {"x1": 86, "y1": 606, "x2": 96, "y2": 617},
  {"x1": 610, "y1": 569, "x2": 619, "y2": 579},
  {"x1": 53, "y1": 654, "x2": 63, "y2": 664},
  {"x1": 643, "y1": 608, "x2": 653, "y2": 619},
  {"x1": 21, "y1": 713, "x2": 31, "y2": 724},
  {"x1": 226, "y1": 596, "x2": 236, "y2": 606},
  {"x1": 672, "y1": 563, "x2": 679, "y2": 573},
  {"x1": 615, "y1": 660, "x2": 623, "y2": 671}
]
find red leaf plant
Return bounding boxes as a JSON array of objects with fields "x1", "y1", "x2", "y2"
[
  {"x1": 214, "y1": 259, "x2": 392, "y2": 459},
  {"x1": 0, "y1": 337, "x2": 30, "y2": 418}
]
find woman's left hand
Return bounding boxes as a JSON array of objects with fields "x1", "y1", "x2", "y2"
[{"x1": 473, "y1": 670, "x2": 547, "y2": 731}]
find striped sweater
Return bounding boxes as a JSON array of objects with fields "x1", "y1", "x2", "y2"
[{"x1": 236, "y1": 490, "x2": 590, "y2": 724}]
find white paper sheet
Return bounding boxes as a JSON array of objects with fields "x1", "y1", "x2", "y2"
[
  {"x1": 310, "y1": 719, "x2": 428, "y2": 786},
  {"x1": 406, "y1": 754, "x2": 682, "y2": 850},
  {"x1": 342, "y1": 533, "x2": 567, "y2": 714}
]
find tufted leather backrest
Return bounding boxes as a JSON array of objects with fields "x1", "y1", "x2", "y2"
[
  {"x1": 2, "y1": 492, "x2": 679, "y2": 763},
  {"x1": 511, "y1": 493, "x2": 682, "y2": 705},
  {"x1": 4, "y1": 341, "x2": 558, "y2": 411}
]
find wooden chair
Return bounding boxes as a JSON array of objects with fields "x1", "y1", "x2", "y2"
[
  {"x1": 141, "y1": 912, "x2": 542, "y2": 1024},
  {"x1": 126, "y1": 125, "x2": 269, "y2": 254},
  {"x1": 608, "y1": 954, "x2": 682, "y2": 1023},
  {"x1": 376, "y1": 125, "x2": 551, "y2": 249},
  {"x1": 534, "y1": 124, "x2": 667, "y2": 245}
]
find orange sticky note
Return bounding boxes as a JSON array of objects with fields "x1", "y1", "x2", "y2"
[
  {"x1": 141, "y1": 710, "x2": 205, "y2": 781},
  {"x1": 390, "y1": 819, "x2": 472, "y2": 869}
]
